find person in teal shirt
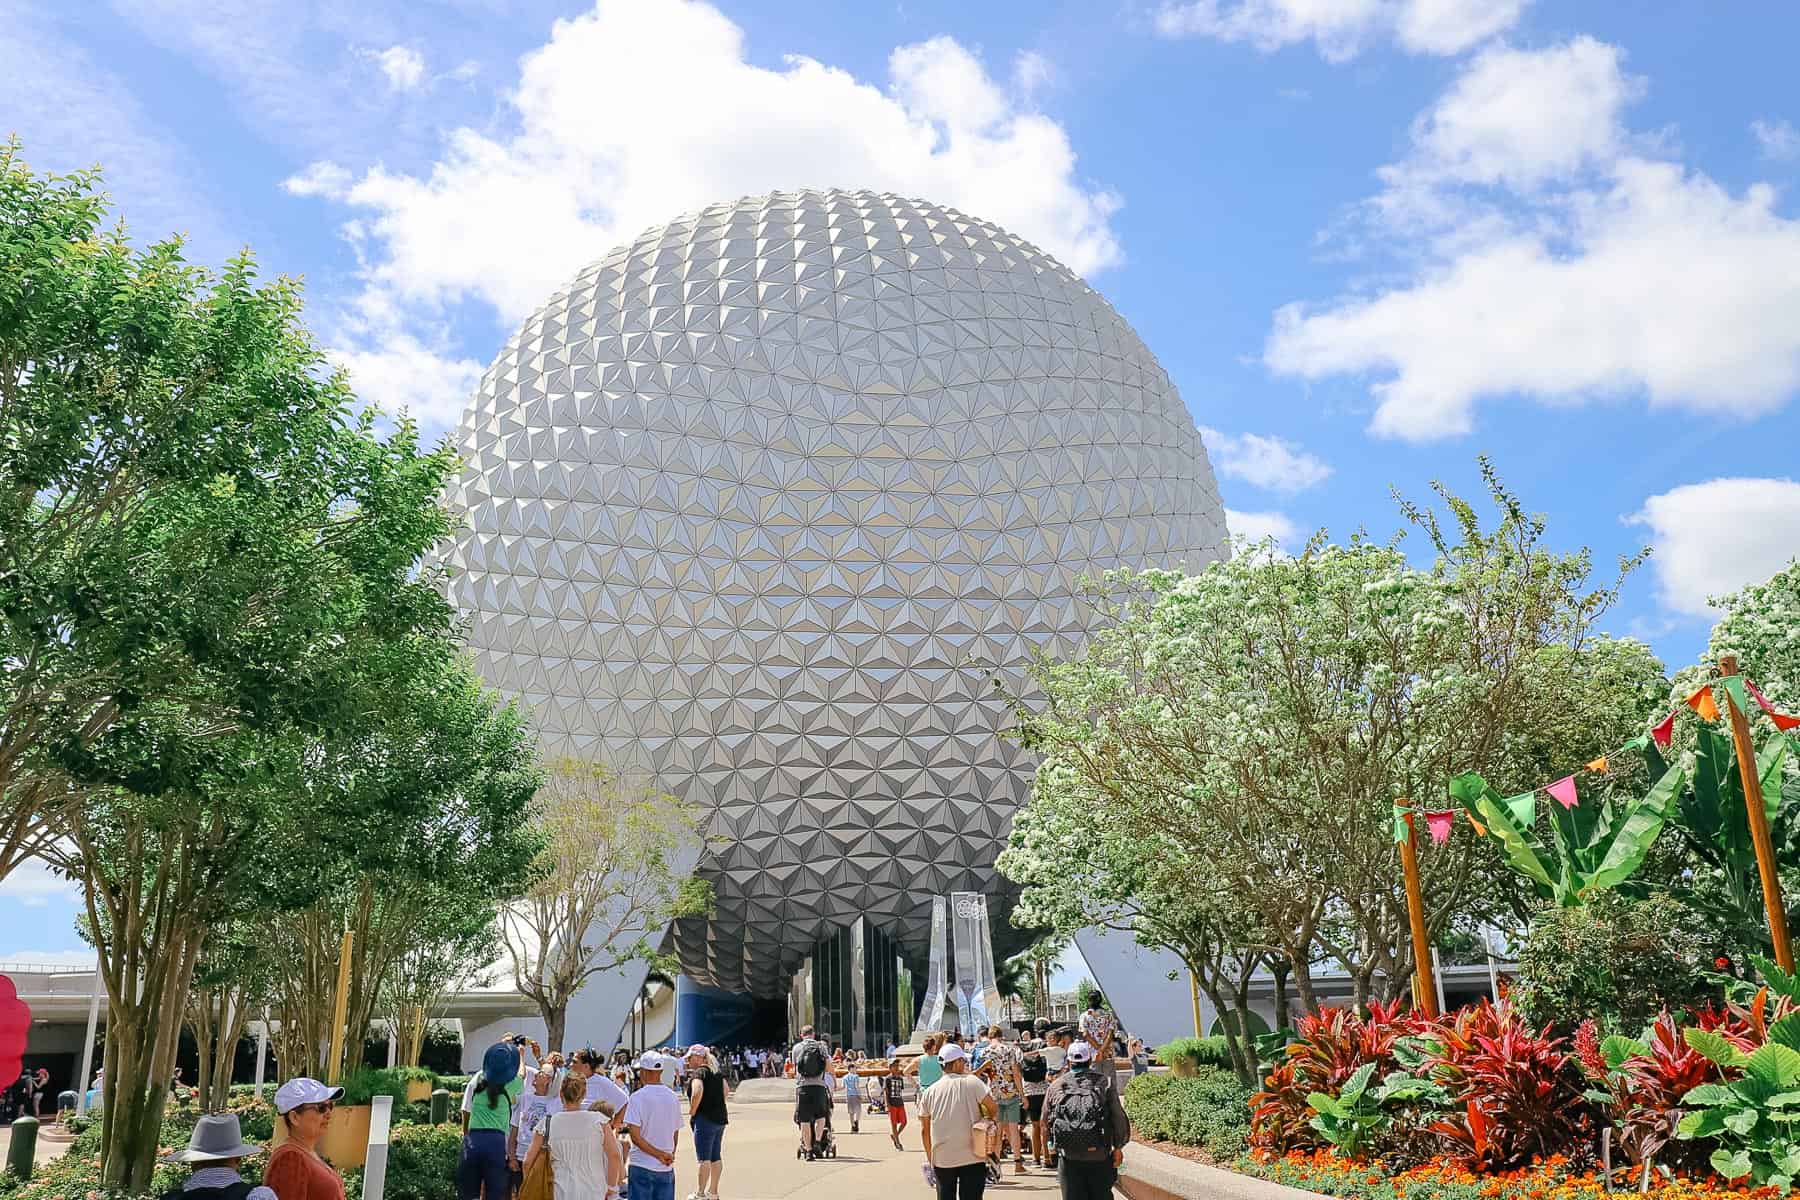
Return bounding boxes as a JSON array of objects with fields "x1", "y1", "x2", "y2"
[
  {"x1": 912, "y1": 1033, "x2": 945, "y2": 1092},
  {"x1": 459, "y1": 1042, "x2": 524, "y2": 1200}
]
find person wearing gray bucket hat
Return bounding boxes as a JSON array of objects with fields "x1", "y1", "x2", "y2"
[{"x1": 158, "y1": 1112, "x2": 275, "y2": 1200}]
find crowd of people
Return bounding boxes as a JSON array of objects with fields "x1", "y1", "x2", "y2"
[{"x1": 84, "y1": 992, "x2": 1144, "y2": 1200}]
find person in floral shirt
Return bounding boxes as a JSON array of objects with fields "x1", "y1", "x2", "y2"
[
  {"x1": 1078, "y1": 997, "x2": 1120, "y2": 1088},
  {"x1": 982, "y1": 1026, "x2": 1028, "y2": 1176}
]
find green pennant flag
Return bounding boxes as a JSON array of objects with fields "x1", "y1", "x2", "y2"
[
  {"x1": 1721, "y1": 674, "x2": 1753, "y2": 720},
  {"x1": 1500, "y1": 789, "x2": 1537, "y2": 830},
  {"x1": 1393, "y1": 806, "x2": 1411, "y2": 846}
]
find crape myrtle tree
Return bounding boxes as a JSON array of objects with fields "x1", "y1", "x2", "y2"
[
  {"x1": 263, "y1": 655, "x2": 540, "y2": 1082},
  {"x1": 0, "y1": 148, "x2": 532, "y2": 1191},
  {"x1": 501, "y1": 757, "x2": 712, "y2": 1049},
  {"x1": 998, "y1": 464, "x2": 1667, "y2": 1021},
  {"x1": 998, "y1": 798, "x2": 1275, "y2": 1082}
]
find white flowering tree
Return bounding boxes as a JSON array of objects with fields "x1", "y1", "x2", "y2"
[{"x1": 999, "y1": 463, "x2": 1667, "y2": 1019}]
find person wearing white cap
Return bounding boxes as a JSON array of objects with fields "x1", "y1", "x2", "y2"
[
  {"x1": 620, "y1": 1053, "x2": 680, "y2": 1200},
  {"x1": 918, "y1": 1043, "x2": 997, "y2": 1200},
  {"x1": 684, "y1": 1044, "x2": 728, "y2": 1200},
  {"x1": 265, "y1": 1078, "x2": 347, "y2": 1200},
  {"x1": 161, "y1": 1111, "x2": 276, "y2": 1200},
  {"x1": 1042, "y1": 1041, "x2": 1130, "y2": 1200}
]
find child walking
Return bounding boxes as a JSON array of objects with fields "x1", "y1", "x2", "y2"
[{"x1": 882, "y1": 1058, "x2": 908, "y2": 1150}]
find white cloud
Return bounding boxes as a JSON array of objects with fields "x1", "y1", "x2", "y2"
[
  {"x1": 1198, "y1": 426, "x2": 1332, "y2": 493},
  {"x1": 1152, "y1": 0, "x2": 1527, "y2": 61},
  {"x1": 1226, "y1": 508, "x2": 1301, "y2": 552},
  {"x1": 0, "y1": 858, "x2": 80, "y2": 909},
  {"x1": 329, "y1": 335, "x2": 485, "y2": 429},
  {"x1": 0, "y1": 4, "x2": 229, "y2": 259},
  {"x1": 371, "y1": 45, "x2": 427, "y2": 92},
  {"x1": 1013, "y1": 50, "x2": 1052, "y2": 98},
  {"x1": 1264, "y1": 38, "x2": 1800, "y2": 440},
  {"x1": 1630, "y1": 478, "x2": 1800, "y2": 617},
  {"x1": 1753, "y1": 118, "x2": 1800, "y2": 162},
  {"x1": 282, "y1": 160, "x2": 354, "y2": 199},
  {"x1": 1394, "y1": 38, "x2": 1638, "y2": 193},
  {"x1": 287, "y1": 0, "x2": 1124, "y2": 435}
]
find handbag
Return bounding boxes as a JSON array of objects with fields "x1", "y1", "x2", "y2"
[
  {"x1": 971, "y1": 1118, "x2": 996, "y2": 1162},
  {"x1": 518, "y1": 1113, "x2": 554, "y2": 1200}
]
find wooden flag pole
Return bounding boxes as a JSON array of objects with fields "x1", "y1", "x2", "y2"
[
  {"x1": 1721, "y1": 655, "x2": 1794, "y2": 973},
  {"x1": 326, "y1": 926, "x2": 355, "y2": 1084},
  {"x1": 1398, "y1": 809, "x2": 1439, "y2": 1018}
]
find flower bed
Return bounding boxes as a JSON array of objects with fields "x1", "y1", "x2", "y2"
[
  {"x1": 1131, "y1": 972, "x2": 1800, "y2": 1199},
  {"x1": 1240, "y1": 1148, "x2": 1785, "y2": 1200}
]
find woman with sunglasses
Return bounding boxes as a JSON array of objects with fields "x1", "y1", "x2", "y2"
[{"x1": 267, "y1": 1078, "x2": 346, "y2": 1200}]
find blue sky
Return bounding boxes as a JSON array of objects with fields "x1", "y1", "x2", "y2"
[{"x1": 4, "y1": 0, "x2": 1800, "y2": 959}]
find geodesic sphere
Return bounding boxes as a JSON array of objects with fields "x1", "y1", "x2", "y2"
[{"x1": 446, "y1": 189, "x2": 1226, "y2": 996}]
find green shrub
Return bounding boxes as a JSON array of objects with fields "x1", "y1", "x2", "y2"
[
  {"x1": 1122, "y1": 1066, "x2": 1253, "y2": 1160},
  {"x1": 1157, "y1": 1035, "x2": 1233, "y2": 1073},
  {"x1": 341, "y1": 1066, "x2": 435, "y2": 1106},
  {"x1": 377, "y1": 1122, "x2": 462, "y2": 1200},
  {"x1": 1512, "y1": 892, "x2": 1712, "y2": 1033}
]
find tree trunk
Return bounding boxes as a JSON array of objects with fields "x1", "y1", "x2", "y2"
[
  {"x1": 101, "y1": 922, "x2": 202, "y2": 1192},
  {"x1": 1272, "y1": 958, "x2": 1292, "y2": 1031},
  {"x1": 541, "y1": 999, "x2": 567, "y2": 1053},
  {"x1": 1289, "y1": 948, "x2": 1319, "y2": 1016}
]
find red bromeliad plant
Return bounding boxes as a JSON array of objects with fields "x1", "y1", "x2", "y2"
[
  {"x1": 1423, "y1": 998, "x2": 1591, "y2": 1170},
  {"x1": 1579, "y1": 1011, "x2": 1734, "y2": 1174},
  {"x1": 1250, "y1": 999, "x2": 1437, "y2": 1151}
]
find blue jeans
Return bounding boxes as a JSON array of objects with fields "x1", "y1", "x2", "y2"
[
  {"x1": 457, "y1": 1128, "x2": 508, "y2": 1200},
  {"x1": 691, "y1": 1115, "x2": 726, "y2": 1162},
  {"x1": 628, "y1": 1164, "x2": 675, "y2": 1200}
]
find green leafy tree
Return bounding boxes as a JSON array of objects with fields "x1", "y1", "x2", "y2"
[
  {"x1": 0, "y1": 148, "x2": 517, "y2": 1190},
  {"x1": 500, "y1": 758, "x2": 712, "y2": 1049},
  {"x1": 999, "y1": 463, "x2": 1664, "y2": 1023}
]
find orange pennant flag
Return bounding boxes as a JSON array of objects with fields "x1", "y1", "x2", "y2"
[
  {"x1": 1586, "y1": 756, "x2": 1608, "y2": 773},
  {"x1": 1686, "y1": 684, "x2": 1720, "y2": 722}
]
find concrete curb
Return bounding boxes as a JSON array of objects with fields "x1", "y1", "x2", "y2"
[{"x1": 1118, "y1": 1142, "x2": 1324, "y2": 1200}]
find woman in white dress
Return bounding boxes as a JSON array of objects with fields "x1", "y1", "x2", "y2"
[{"x1": 524, "y1": 1074, "x2": 611, "y2": 1200}]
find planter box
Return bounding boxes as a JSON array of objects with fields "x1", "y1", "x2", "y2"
[
  {"x1": 1118, "y1": 1141, "x2": 1324, "y2": 1200},
  {"x1": 271, "y1": 1103, "x2": 372, "y2": 1170},
  {"x1": 405, "y1": 1079, "x2": 433, "y2": 1104}
]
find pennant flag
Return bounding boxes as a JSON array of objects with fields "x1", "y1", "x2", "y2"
[
  {"x1": 1469, "y1": 814, "x2": 1488, "y2": 837},
  {"x1": 1720, "y1": 675, "x2": 1753, "y2": 720},
  {"x1": 1586, "y1": 756, "x2": 1608, "y2": 773},
  {"x1": 1546, "y1": 775, "x2": 1579, "y2": 809},
  {"x1": 1686, "y1": 684, "x2": 1720, "y2": 723},
  {"x1": 1747, "y1": 679, "x2": 1800, "y2": 733},
  {"x1": 1424, "y1": 810, "x2": 1456, "y2": 845},
  {"x1": 1651, "y1": 712, "x2": 1676, "y2": 748},
  {"x1": 1393, "y1": 806, "x2": 1411, "y2": 845}
]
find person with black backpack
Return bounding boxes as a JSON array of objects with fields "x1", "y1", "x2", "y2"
[
  {"x1": 788, "y1": 1024, "x2": 833, "y2": 1160},
  {"x1": 1040, "y1": 1042, "x2": 1130, "y2": 1200},
  {"x1": 1020, "y1": 1039, "x2": 1050, "y2": 1167}
]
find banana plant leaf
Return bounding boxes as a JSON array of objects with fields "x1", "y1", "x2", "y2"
[
  {"x1": 1450, "y1": 757, "x2": 1687, "y2": 905},
  {"x1": 1659, "y1": 726, "x2": 1793, "y2": 945}
]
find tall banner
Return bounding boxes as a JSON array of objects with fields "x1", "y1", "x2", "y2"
[
  {"x1": 950, "y1": 891, "x2": 1002, "y2": 1036},
  {"x1": 910, "y1": 896, "x2": 949, "y2": 1041}
]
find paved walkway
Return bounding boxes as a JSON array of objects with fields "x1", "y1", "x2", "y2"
[{"x1": 670, "y1": 1100, "x2": 1079, "y2": 1199}]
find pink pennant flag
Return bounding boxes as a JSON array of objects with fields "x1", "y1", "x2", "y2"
[
  {"x1": 1424, "y1": 810, "x2": 1456, "y2": 845},
  {"x1": 1545, "y1": 775, "x2": 1579, "y2": 809},
  {"x1": 1651, "y1": 712, "x2": 1676, "y2": 749},
  {"x1": 1747, "y1": 679, "x2": 1800, "y2": 733}
]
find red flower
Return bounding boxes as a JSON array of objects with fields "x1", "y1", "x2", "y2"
[{"x1": 1715, "y1": 956, "x2": 1734, "y2": 972}]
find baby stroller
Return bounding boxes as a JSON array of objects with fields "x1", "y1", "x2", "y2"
[{"x1": 796, "y1": 1107, "x2": 838, "y2": 1160}]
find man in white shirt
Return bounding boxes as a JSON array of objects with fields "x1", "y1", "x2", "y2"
[
  {"x1": 789, "y1": 1024, "x2": 834, "y2": 1160},
  {"x1": 919, "y1": 1044, "x2": 998, "y2": 1199},
  {"x1": 622, "y1": 1053, "x2": 681, "y2": 1200}
]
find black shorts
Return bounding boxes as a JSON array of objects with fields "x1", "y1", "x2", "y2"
[
  {"x1": 795, "y1": 1086, "x2": 830, "y2": 1123},
  {"x1": 1026, "y1": 1093, "x2": 1045, "y2": 1120}
]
